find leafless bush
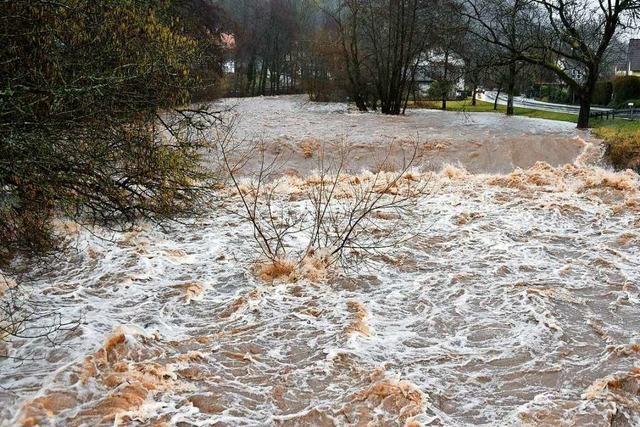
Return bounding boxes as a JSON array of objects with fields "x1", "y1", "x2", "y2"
[{"x1": 217, "y1": 126, "x2": 431, "y2": 282}]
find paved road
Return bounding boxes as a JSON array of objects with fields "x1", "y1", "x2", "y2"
[{"x1": 480, "y1": 91, "x2": 612, "y2": 115}]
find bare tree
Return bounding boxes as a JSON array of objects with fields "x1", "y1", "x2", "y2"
[
  {"x1": 321, "y1": 0, "x2": 432, "y2": 114},
  {"x1": 463, "y1": 0, "x2": 538, "y2": 115},
  {"x1": 429, "y1": 0, "x2": 469, "y2": 110},
  {"x1": 216, "y1": 129, "x2": 430, "y2": 279},
  {"x1": 465, "y1": 0, "x2": 640, "y2": 127},
  {"x1": 319, "y1": 0, "x2": 373, "y2": 110}
]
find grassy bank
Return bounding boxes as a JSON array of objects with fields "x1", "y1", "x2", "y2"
[
  {"x1": 408, "y1": 99, "x2": 578, "y2": 122},
  {"x1": 591, "y1": 119, "x2": 640, "y2": 171},
  {"x1": 410, "y1": 99, "x2": 640, "y2": 171}
]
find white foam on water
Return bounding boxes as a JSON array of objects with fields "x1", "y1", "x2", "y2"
[{"x1": 1, "y1": 97, "x2": 639, "y2": 426}]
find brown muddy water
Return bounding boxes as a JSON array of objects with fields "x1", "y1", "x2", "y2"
[
  {"x1": 1, "y1": 96, "x2": 640, "y2": 426},
  {"x1": 220, "y1": 95, "x2": 592, "y2": 175}
]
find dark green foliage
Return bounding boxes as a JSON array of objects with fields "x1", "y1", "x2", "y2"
[
  {"x1": 0, "y1": 0, "x2": 224, "y2": 260},
  {"x1": 539, "y1": 85, "x2": 570, "y2": 104},
  {"x1": 427, "y1": 80, "x2": 456, "y2": 100},
  {"x1": 613, "y1": 76, "x2": 640, "y2": 106},
  {"x1": 592, "y1": 81, "x2": 613, "y2": 106}
]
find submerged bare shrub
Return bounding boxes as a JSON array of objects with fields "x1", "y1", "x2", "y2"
[
  {"x1": 0, "y1": 269, "x2": 79, "y2": 357},
  {"x1": 218, "y1": 129, "x2": 430, "y2": 282}
]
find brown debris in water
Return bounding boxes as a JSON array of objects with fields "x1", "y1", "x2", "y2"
[
  {"x1": 607, "y1": 343, "x2": 640, "y2": 356},
  {"x1": 454, "y1": 211, "x2": 484, "y2": 225},
  {"x1": 587, "y1": 318, "x2": 614, "y2": 343},
  {"x1": 162, "y1": 248, "x2": 194, "y2": 263},
  {"x1": 256, "y1": 258, "x2": 297, "y2": 283},
  {"x1": 517, "y1": 397, "x2": 617, "y2": 426},
  {"x1": 344, "y1": 300, "x2": 371, "y2": 336},
  {"x1": 523, "y1": 286, "x2": 585, "y2": 305},
  {"x1": 487, "y1": 162, "x2": 559, "y2": 190},
  {"x1": 19, "y1": 327, "x2": 182, "y2": 426},
  {"x1": 440, "y1": 164, "x2": 469, "y2": 180},
  {"x1": 219, "y1": 288, "x2": 262, "y2": 318},
  {"x1": 188, "y1": 394, "x2": 225, "y2": 414},
  {"x1": 296, "y1": 253, "x2": 328, "y2": 282},
  {"x1": 584, "y1": 368, "x2": 640, "y2": 412},
  {"x1": 274, "y1": 408, "x2": 336, "y2": 426},
  {"x1": 20, "y1": 392, "x2": 80, "y2": 427},
  {"x1": 616, "y1": 232, "x2": 638, "y2": 247},
  {"x1": 339, "y1": 375, "x2": 425, "y2": 424},
  {"x1": 256, "y1": 253, "x2": 329, "y2": 284},
  {"x1": 222, "y1": 350, "x2": 255, "y2": 363},
  {"x1": 582, "y1": 168, "x2": 638, "y2": 192},
  {"x1": 483, "y1": 161, "x2": 636, "y2": 195},
  {"x1": 612, "y1": 197, "x2": 640, "y2": 214},
  {"x1": 174, "y1": 350, "x2": 207, "y2": 363},
  {"x1": 171, "y1": 281, "x2": 205, "y2": 303},
  {"x1": 299, "y1": 138, "x2": 320, "y2": 159},
  {"x1": 422, "y1": 140, "x2": 447, "y2": 152}
]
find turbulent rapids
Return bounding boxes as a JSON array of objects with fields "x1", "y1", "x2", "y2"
[{"x1": 2, "y1": 96, "x2": 640, "y2": 426}]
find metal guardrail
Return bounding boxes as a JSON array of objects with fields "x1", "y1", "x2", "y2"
[
  {"x1": 485, "y1": 92, "x2": 613, "y2": 115},
  {"x1": 590, "y1": 109, "x2": 638, "y2": 120},
  {"x1": 483, "y1": 92, "x2": 636, "y2": 119}
]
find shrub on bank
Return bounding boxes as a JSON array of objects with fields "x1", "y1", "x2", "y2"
[
  {"x1": 613, "y1": 76, "x2": 640, "y2": 106},
  {"x1": 0, "y1": 1, "x2": 225, "y2": 261},
  {"x1": 593, "y1": 121, "x2": 640, "y2": 172},
  {"x1": 593, "y1": 81, "x2": 613, "y2": 106}
]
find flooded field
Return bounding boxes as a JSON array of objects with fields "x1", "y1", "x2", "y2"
[
  {"x1": 1, "y1": 97, "x2": 639, "y2": 426},
  {"x1": 220, "y1": 95, "x2": 593, "y2": 174}
]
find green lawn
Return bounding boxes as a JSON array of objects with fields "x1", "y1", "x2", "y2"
[
  {"x1": 409, "y1": 98, "x2": 640, "y2": 171},
  {"x1": 408, "y1": 99, "x2": 577, "y2": 122},
  {"x1": 591, "y1": 118, "x2": 640, "y2": 171}
]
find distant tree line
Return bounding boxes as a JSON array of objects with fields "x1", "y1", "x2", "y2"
[{"x1": 220, "y1": 0, "x2": 638, "y2": 128}]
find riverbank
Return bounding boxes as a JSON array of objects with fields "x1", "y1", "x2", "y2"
[
  {"x1": 592, "y1": 119, "x2": 640, "y2": 172},
  {"x1": 409, "y1": 99, "x2": 640, "y2": 171},
  {"x1": 406, "y1": 99, "x2": 577, "y2": 122}
]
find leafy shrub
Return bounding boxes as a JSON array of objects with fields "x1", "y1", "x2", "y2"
[
  {"x1": 427, "y1": 80, "x2": 455, "y2": 100},
  {"x1": 594, "y1": 121, "x2": 640, "y2": 172},
  {"x1": 0, "y1": 0, "x2": 225, "y2": 260},
  {"x1": 592, "y1": 81, "x2": 613, "y2": 106},
  {"x1": 540, "y1": 85, "x2": 570, "y2": 103},
  {"x1": 613, "y1": 76, "x2": 640, "y2": 105}
]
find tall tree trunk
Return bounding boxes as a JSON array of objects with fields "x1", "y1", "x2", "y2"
[
  {"x1": 353, "y1": 92, "x2": 368, "y2": 111},
  {"x1": 441, "y1": 51, "x2": 449, "y2": 111},
  {"x1": 259, "y1": 60, "x2": 268, "y2": 95},
  {"x1": 576, "y1": 73, "x2": 597, "y2": 129},
  {"x1": 494, "y1": 85, "x2": 502, "y2": 110},
  {"x1": 577, "y1": 95, "x2": 591, "y2": 128},
  {"x1": 471, "y1": 85, "x2": 477, "y2": 106},
  {"x1": 506, "y1": 63, "x2": 516, "y2": 116},
  {"x1": 247, "y1": 56, "x2": 256, "y2": 96},
  {"x1": 403, "y1": 59, "x2": 420, "y2": 114}
]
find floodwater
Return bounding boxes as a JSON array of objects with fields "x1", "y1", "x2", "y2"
[
  {"x1": 220, "y1": 95, "x2": 592, "y2": 174},
  {"x1": 1, "y1": 96, "x2": 639, "y2": 426}
]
